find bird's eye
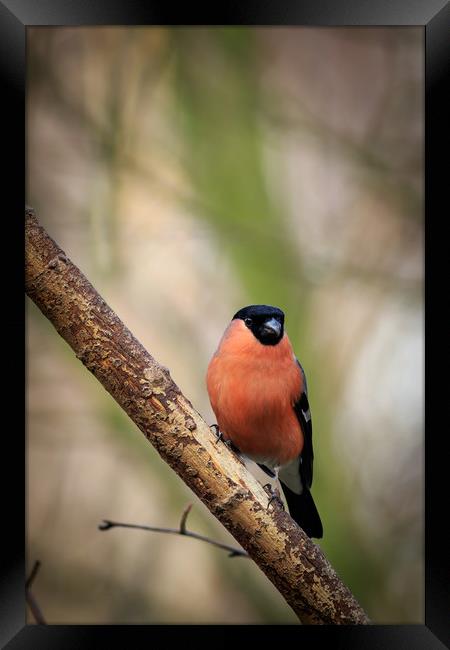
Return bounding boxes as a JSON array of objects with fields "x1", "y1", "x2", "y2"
[{"x1": 244, "y1": 317, "x2": 253, "y2": 327}]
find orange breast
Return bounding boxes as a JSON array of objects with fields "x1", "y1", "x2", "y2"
[{"x1": 206, "y1": 320, "x2": 304, "y2": 467}]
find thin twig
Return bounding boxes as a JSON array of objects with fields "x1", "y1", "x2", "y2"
[
  {"x1": 179, "y1": 503, "x2": 192, "y2": 534},
  {"x1": 26, "y1": 561, "x2": 46, "y2": 625},
  {"x1": 99, "y1": 506, "x2": 249, "y2": 558},
  {"x1": 26, "y1": 560, "x2": 41, "y2": 589}
]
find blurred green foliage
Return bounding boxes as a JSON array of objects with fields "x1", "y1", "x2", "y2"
[{"x1": 171, "y1": 29, "x2": 306, "y2": 321}]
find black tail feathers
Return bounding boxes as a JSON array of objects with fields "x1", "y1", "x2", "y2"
[{"x1": 280, "y1": 482, "x2": 323, "y2": 539}]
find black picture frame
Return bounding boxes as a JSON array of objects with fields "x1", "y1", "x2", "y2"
[{"x1": 4, "y1": 1, "x2": 449, "y2": 648}]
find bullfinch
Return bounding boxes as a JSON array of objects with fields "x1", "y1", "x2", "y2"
[{"x1": 206, "y1": 304, "x2": 323, "y2": 539}]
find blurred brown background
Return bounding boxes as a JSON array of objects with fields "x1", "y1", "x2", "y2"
[{"x1": 26, "y1": 27, "x2": 423, "y2": 624}]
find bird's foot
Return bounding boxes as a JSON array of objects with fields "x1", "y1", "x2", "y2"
[
  {"x1": 263, "y1": 483, "x2": 285, "y2": 511},
  {"x1": 210, "y1": 424, "x2": 241, "y2": 455},
  {"x1": 210, "y1": 424, "x2": 229, "y2": 445},
  {"x1": 210, "y1": 424, "x2": 220, "y2": 439},
  {"x1": 210, "y1": 424, "x2": 232, "y2": 448}
]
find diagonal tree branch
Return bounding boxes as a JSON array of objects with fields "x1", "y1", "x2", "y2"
[{"x1": 25, "y1": 206, "x2": 370, "y2": 625}]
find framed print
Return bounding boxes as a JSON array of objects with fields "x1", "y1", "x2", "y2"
[{"x1": 3, "y1": 1, "x2": 449, "y2": 648}]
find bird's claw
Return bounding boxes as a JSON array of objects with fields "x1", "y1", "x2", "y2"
[
  {"x1": 210, "y1": 424, "x2": 230, "y2": 447},
  {"x1": 263, "y1": 483, "x2": 285, "y2": 511},
  {"x1": 210, "y1": 424, "x2": 221, "y2": 440},
  {"x1": 210, "y1": 424, "x2": 241, "y2": 455}
]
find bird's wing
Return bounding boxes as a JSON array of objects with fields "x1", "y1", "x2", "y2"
[
  {"x1": 280, "y1": 360, "x2": 323, "y2": 537},
  {"x1": 279, "y1": 360, "x2": 314, "y2": 493},
  {"x1": 294, "y1": 360, "x2": 314, "y2": 489}
]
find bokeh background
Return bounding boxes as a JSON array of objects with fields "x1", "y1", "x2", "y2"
[{"x1": 26, "y1": 27, "x2": 424, "y2": 624}]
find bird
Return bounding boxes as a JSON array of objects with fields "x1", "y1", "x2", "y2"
[{"x1": 206, "y1": 304, "x2": 323, "y2": 539}]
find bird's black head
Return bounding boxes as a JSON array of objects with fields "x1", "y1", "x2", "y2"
[{"x1": 232, "y1": 305, "x2": 285, "y2": 346}]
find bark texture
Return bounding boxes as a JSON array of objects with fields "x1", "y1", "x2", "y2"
[{"x1": 25, "y1": 206, "x2": 370, "y2": 625}]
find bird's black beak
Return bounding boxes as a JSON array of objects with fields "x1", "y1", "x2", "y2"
[{"x1": 260, "y1": 318, "x2": 282, "y2": 338}]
